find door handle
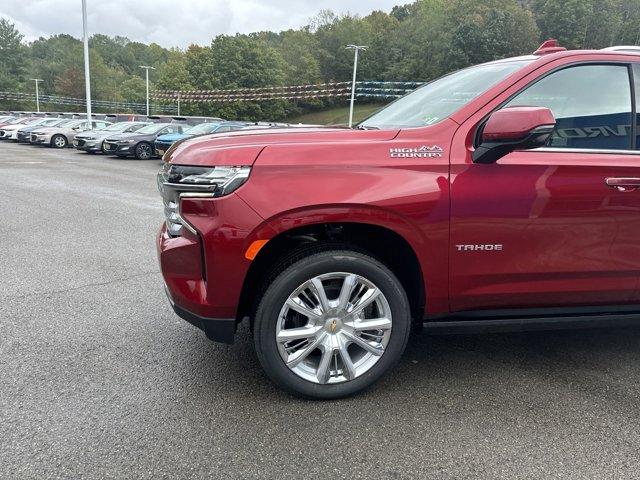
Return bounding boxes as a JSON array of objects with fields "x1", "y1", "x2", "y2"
[{"x1": 605, "y1": 177, "x2": 640, "y2": 192}]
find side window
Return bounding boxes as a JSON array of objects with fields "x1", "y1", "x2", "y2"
[
  {"x1": 216, "y1": 126, "x2": 231, "y2": 132},
  {"x1": 505, "y1": 64, "x2": 633, "y2": 150}
]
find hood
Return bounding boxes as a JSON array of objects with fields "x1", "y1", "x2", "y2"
[
  {"x1": 17, "y1": 124, "x2": 47, "y2": 133},
  {"x1": 33, "y1": 126, "x2": 61, "y2": 134},
  {"x1": 165, "y1": 127, "x2": 400, "y2": 167},
  {"x1": 106, "y1": 132, "x2": 153, "y2": 141},
  {"x1": 76, "y1": 129, "x2": 111, "y2": 139},
  {"x1": 2, "y1": 123, "x2": 26, "y2": 131},
  {"x1": 156, "y1": 133, "x2": 190, "y2": 143}
]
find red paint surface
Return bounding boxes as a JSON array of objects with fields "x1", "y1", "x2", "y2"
[{"x1": 158, "y1": 49, "x2": 640, "y2": 321}]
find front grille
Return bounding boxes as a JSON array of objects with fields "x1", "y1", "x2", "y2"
[
  {"x1": 103, "y1": 141, "x2": 117, "y2": 151},
  {"x1": 75, "y1": 139, "x2": 86, "y2": 147}
]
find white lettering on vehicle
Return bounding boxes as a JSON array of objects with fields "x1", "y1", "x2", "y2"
[
  {"x1": 455, "y1": 244, "x2": 503, "y2": 252},
  {"x1": 389, "y1": 145, "x2": 444, "y2": 158}
]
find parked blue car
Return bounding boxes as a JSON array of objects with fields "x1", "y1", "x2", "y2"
[{"x1": 154, "y1": 121, "x2": 251, "y2": 156}]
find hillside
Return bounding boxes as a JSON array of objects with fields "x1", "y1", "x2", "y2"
[{"x1": 287, "y1": 103, "x2": 385, "y2": 125}]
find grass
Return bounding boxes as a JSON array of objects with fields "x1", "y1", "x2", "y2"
[{"x1": 286, "y1": 103, "x2": 386, "y2": 126}]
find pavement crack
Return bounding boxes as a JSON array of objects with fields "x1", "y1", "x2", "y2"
[{"x1": 3, "y1": 271, "x2": 160, "y2": 301}]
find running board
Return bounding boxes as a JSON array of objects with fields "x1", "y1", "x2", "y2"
[{"x1": 422, "y1": 312, "x2": 640, "y2": 335}]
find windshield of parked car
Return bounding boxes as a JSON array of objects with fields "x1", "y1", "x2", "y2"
[
  {"x1": 185, "y1": 123, "x2": 220, "y2": 135},
  {"x1": 40, "y1": 118, "x2": 64, "y2": 126},
  {"x1": 65, "y1": 120, "x2": 86, "y2": 128},
  {"x1": 136, "y1": 123, "x2": 170, "y2": 134},
  {"x1": 359, "y1": 59, "x2": 533, "y2": 129},
  {"x1": 103, "y1": 122, "x2": 142, "y2": 132}
]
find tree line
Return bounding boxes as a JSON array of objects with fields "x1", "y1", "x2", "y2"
[{"x1": 1, "y1": 0, "x2": 640, "y2": 120}]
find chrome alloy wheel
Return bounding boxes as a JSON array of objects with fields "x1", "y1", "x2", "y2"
[
  {"x1": 276, "y1": 272, "x2": 393, "y2": 384},
  {"x1": 53, "y1": 136, "x2": 66, "y2": 147}
]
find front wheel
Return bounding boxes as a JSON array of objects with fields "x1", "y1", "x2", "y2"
[
  {"x1": 254, "y1": 249, "x2": 411, "y2": 399},
  {"x1": 134, "y1": 142, "x2": 153, "y2": 160},
  {"x1": 51, "y1": 134, "x2": 68, "y2": 148}
]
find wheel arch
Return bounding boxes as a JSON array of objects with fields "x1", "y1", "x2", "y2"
[{"x1": 237, "y1": 220, "x2": 427, "y2": 326}]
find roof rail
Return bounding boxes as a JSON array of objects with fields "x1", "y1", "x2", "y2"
[
  {"x1": 533, "y1": 39, "x2": 566, "y2": 55},
  {"x1": 602, "y1": 46, "x2": 640, "y2": 53}
]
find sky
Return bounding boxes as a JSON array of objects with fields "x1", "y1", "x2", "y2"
[{"x1": 2, "y1": 0, "x2": 401, "y2": 48}]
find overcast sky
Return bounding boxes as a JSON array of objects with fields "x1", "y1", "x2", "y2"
[{"x1": 2, "y1": 0, "x2": 400, "y2": 48}]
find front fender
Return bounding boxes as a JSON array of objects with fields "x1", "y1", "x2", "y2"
[{"x1": 237, "y1": 162, "x2": 450, "y2": 314}]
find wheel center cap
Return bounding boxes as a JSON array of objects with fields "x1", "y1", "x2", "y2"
[{"x1": 326, "y1": 318, "x2": 342, "y2": 334}]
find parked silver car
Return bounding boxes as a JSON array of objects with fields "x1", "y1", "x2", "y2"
[
  {"x1": 73, "y1": 121, "x2": 150, "y2": 153},
  {"x1": 30, "y1": 119, "x2": 112, "y2": 148}
]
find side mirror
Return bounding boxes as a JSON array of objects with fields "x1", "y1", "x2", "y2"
[{"x1": 473, "y1": 107, "x2": 556, "y2": 164}]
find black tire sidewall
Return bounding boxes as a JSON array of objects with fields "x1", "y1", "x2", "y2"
[{"x1": 254, "y1": 250, "x2": 411, "y2": 399}]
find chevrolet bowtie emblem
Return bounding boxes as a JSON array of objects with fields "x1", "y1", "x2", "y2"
[{"x1": 330, "y1": 320, "x2": 337, "y2": 332}]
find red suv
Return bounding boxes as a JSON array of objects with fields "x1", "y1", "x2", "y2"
[{"x1": 157, "y1": 41, "x2": 640, "y2": 398}]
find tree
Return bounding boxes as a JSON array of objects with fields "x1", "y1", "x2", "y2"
[
  {"x1": 155, "y1": 50, "x2": 193, "y2": 91},
  {"x1": 208, "y1": 34, "x2": 286, "y2": 88},
  {"x1": 0, "y1": 18, "x2": 27, "y2": 90}
]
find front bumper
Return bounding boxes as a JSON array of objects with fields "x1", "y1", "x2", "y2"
[
  {"x1": 73, "y1": 138, "x2": 102, "y2": 151},
  {"x1": 30, "y1": 133, "x2": 51, "y2": 144},
  {"x1": 17, "y1": 132, "x2": 31, "y2": 143},
  {"x1": 103, "y1": 141, "x2": 133, "y2": 155},
  {"x1": 154, "y1": 141, "x2": 172, "y2": 157},
  {"x1": 164, "y1": 287, "x2": 236, "y2": 343},
  {"x1": 156, "y1": 193, "x2": 271, "y2": 344}
]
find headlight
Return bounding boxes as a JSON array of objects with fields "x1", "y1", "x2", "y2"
[
  {"x1": 157, "y1": 164, "x2": 251, "y2": 236},
  {"x1": 83, "y1": 136, "x2": 96, "y2": 140}
]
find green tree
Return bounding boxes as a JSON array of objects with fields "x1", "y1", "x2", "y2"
[
  {"x1": 209, "y1": 34, "x2": 287, "y2": 88},
  {"x1": 0, "y1": 18, "x2": 27, "y2": 90},
  {"x1": 155, "y1": 50, "x2": 193, "y2": 91}
]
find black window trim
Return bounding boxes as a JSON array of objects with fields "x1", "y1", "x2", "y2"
[{"x1": 475, "y1": 60, "x2": 639, "y2": 154}]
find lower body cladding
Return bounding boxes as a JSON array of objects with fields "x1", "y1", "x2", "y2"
[{"x1": 157, "y1": 193, "x2": 269, "y2": 343}]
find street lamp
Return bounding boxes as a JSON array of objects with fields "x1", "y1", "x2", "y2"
[
  {"x1": 82, "y1": 0, "x2": 92, "y2": 127},
  {"x1": 30, "y1": 78, "x2": 43, "y2": 113},
  {"x1": 346, "y1": 44, "x2": 368, "y2": 128},
  {"x1": 140, "y1": 65, "x2": 156, "y2": 116}
]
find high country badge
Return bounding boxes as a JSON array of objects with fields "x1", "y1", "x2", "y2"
[{"x1": 389, "y1": 145, "x2": 444, "y2": 158}]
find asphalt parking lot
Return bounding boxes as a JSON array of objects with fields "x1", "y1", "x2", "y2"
[{"x1": 2, "y1": 140, "x2": 640, "y2": 479}]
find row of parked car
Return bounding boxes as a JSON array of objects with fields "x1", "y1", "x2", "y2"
[{"x1": 0, "y1": 112, "x2": 304, "y2": 159}]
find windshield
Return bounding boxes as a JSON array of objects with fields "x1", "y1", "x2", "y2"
[
  {"x1": 104, "y1": 122, "x2": 140, "y2": 132},
  {"x1": 136, "y1": 123, "x2": 169, "y2": 134},
  {"x1": 185, "y1": 123, "x2": 220, "y2": 135},
  {"x1": 41, "y1": 118, "x2": 63, "y2": 126},
  {"x1": 360, "y1": 59, "x2": 533, "y2": 129}
]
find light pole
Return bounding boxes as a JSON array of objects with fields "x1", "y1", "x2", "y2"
[
  {"x1": 346, "y1": 44, "x2": 368, "y2": 128},
  {"x1": 30, "y1": 78, "x2": 43, "y2": 112},
  {"x1": 140, "y1": 65, "x2": 155, "y2": 116},
  {"x1": 177, "y1": 92, "x2": 181, "y2": 116},
  {"x1": 82, "y1": 0, "x2": 92, "y2": 127}
]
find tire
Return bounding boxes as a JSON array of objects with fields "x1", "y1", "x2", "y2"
[
  {"x1": 253, "y1": 248, "x2": 411, "y2": 399},
  {"x1": 134, "y1": 142, "x2": 153, "y2": 160},
  {"x1": 51, "y1": 134, "x2": 67, "y2": 148}
]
